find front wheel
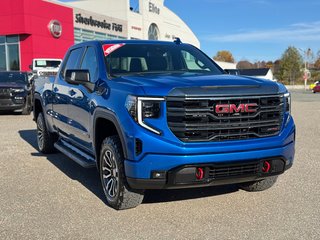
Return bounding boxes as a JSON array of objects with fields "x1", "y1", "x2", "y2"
[
  {"x1": 240, "y1": 176, "x2": 278, "y2": 192},
  {"x1": 100, "y1": 136, "x2": 144, "y2": 210}
]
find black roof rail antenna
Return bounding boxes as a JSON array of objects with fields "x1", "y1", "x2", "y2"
[{"x1": 174, "y1": 37, "x2": 182, "y2": 44}]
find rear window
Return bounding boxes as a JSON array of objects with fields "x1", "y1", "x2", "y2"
[
  {"x1": 104, "y1": 43, "x2": 223, "y2": 77},
  {"x1": 0, "y1": 72, "x2": 27, "y2": 83}
]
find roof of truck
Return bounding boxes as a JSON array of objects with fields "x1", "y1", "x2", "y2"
[{"x1": 73, "y1": 39, "x2": 187, "y2": 47}]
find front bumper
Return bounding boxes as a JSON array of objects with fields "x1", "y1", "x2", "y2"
[
  {"x1": 125, "y1": 138, "x2": 295, "y2": 189},
  {"x1": 127, "y1": 156, "x2": 293, "y2": 189},
  {"x1": 0, "y1": 98, "x2": 26, "y2": 111}
]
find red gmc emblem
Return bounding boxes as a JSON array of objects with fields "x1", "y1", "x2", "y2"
[{"x1": 215, "y1": 103, "x2": 258, "y2": 114}]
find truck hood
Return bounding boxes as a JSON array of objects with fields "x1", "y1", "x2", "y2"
[{"x1": 117, "y1": 73, "x2": 286, "y2": 97}]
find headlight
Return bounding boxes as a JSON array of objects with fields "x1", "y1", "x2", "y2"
[
  {"x1": 125, "y1": 96, "x2": 164, "y2": 134},
  {"x1": 284, "y1": 92, "x2": 291, "y2": 114},
  {"x1": 284, "y1": 92, "x2": 291, "y2": 126}
]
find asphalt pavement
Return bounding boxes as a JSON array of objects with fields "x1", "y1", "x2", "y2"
[{"x1": 0, "y1": 89, "x2": 319, "y2": 240}]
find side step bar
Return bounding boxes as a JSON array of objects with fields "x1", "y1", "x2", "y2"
[{"x1": 54, "y1": 140, "x2": 96, "y2": 168}]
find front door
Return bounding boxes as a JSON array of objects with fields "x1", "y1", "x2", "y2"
[
  {"x1": 52, "y1": 47, "x2": 84, "y2": 139},
  {"x1": 67, "y1": 46, "x2": 99, "y2": 153}
]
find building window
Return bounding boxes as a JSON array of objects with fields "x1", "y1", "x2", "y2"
[
  {"x1": 74, "y1": 28, "x2": 126, "y2": 44},
  {"x1": 148, "y1": 23, "x2": 159, "y2": 40},
  {"x1": 0, "y1": 35, "x2": 20, "y2": 71}
]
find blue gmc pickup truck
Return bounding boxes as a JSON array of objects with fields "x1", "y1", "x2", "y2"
[{"x1": 33, "y1": 39, "x2": 295, "y2": 210}]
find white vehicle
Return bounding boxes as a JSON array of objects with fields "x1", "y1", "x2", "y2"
[{"x1": 29, "y1": 58, "x2": 62, "y2": 77}]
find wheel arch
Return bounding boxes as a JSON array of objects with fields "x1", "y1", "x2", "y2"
[
  {"x1": 33, "y1": 93, "x2": 43, "y2": 121},
  {"x1": 93, "y1": 109, "x2": 129, "y2": 169}
]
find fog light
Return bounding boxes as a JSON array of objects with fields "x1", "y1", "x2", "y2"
[
  {"x1": 196, "y1": 167, "x2": 204, "y2": 180},
  {"x1": 152, "y1": 171, "x2": 166, "y2": 179},
  {"x1": 262, "y1": 161, "x2": 271, "y2": 173}
]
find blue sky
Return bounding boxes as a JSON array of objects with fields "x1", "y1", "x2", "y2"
[{"x1": 165, "y1": 0, "x2": 320, "y2": 62}]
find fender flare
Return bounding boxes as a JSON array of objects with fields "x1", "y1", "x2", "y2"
[
  {"x1": 93, "y1": 108, "x2": 129, "y2": 160},
  {"x1": 33, "y1": 93, "x2": 55, "y2": 133},
  {"x1": 33, "y1": 93, "x2": 43, "y2": 121}
]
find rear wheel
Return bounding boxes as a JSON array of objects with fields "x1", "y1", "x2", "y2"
[
  {"x1": 100, "y1": 136, "x2": 144, "y2": 210},
  {"x1": 240, "y1": 176, "x2": 278, "y2": 192},
  {"x1": 36, "y1": 112, "x2": 56, "y2": 153}
]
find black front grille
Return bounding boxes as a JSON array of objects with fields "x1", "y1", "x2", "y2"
[
  {"x1": 167, "y1": 95, "x2": 284, "y2": 142},
  {"x1": 208, "y1": 162, "x2": 260, "y2": 179},
  {"x1": 0, "y1": 88, "x2": 11, "y2": 98}
]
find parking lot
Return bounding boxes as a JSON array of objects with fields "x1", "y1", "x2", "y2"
[{"x1": 0, "y1": 89, "x2": 319, "y2": 240}]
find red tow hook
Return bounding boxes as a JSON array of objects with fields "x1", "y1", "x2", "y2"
[
  {"x1": 262, "y1": 161, "x2": 271, "y2": 173},
  {"x1": 196, "y1": 167, "x2": 204, "y2": 180}
]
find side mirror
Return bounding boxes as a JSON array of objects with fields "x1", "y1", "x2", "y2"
[
  {"x1": 65, "y1": 69, "x2": 90, "y2": 85},
  {"x1": 29, "y1": 64, "x2": 33, "y2": 70}
]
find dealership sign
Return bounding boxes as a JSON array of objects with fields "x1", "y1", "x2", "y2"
[
  {"x1": 73, "y1": 8, "x2": 128, "y2": 38},
  {"x1": 75, "y1": 14, "x2": 123, "y2": 32},
  {"x1": 149, "y1": 2, "x2": 160, "y2": 14},
  {"x1": 48, "y1": 20, "x2": 62, "y2": 38}
]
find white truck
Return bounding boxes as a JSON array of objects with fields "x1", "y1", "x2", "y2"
[{"x1": 29, "y1": 58, "x2": 62, "y2": 77}]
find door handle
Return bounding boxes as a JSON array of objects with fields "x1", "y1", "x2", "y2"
[{"x1": 69, "y1": 89, "x2": 76, "y2": 96}]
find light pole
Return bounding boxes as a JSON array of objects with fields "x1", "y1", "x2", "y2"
[{"x1": 298, "y1": 48, "x2": 312, "y2": 90}]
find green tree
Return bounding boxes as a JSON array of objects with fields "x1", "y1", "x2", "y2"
[
  {"x1": 279, "y1": 46, "x2": 303, "y2": 85},
  {"x1": 213, "y1": 50, "x2": 235, "y2": 63}
]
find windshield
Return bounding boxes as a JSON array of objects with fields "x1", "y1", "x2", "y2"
[
  {"x1": 0, "y1": 72, "x2": 27, "y2": 84},
  {"x1": 105, "y1": 44, "x2": 223, "y2": 77},
  {"x1": 35, "y1": 60, "x2": 61, "y2": 68}
]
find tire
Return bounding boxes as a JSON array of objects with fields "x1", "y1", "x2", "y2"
[
  {"x1": 100, "y1": 135, "x2": 144, "y2": 210},
  {"x1": 240, "y1": 176, "x2": 278, "y2": 192},
  {"x1": 36, "y1": 112, "x2": 56, "y2": 153},
  {"x1": 21, "y1": 97, "x2": 31, "y2": 115}
]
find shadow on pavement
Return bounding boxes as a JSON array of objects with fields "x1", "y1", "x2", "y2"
[
  {"x1": 19, "y1": 129, "x2": 240, "y2": 206},
  {"x1": 19, "y1": 129, "x2": 107, "y2": 205},
  {"x1": 144, "y1": 185, "x2": 239, "y2": 204}
]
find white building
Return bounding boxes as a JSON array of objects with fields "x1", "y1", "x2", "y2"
[
  {"x1": 59, "y1": 0, "x2": 200, "y2": 47},
  {"x1": 214, "y1": 61, "x2": 237, "y2": 70}
]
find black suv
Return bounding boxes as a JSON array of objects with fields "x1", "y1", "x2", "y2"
[{"x1": 0, "y1": 71, "x2": 33, "y2": 115}]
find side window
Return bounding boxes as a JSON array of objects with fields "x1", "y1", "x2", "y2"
[
  {"x1": 81, "y1": 47, "x2": 98, "y2": 81},
  {"x1": 181, "y1": 50, "x2": 210, "y2": 72},
  {"x1": 61, "y1": 47, "x2": 83, "y2": 78}
]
